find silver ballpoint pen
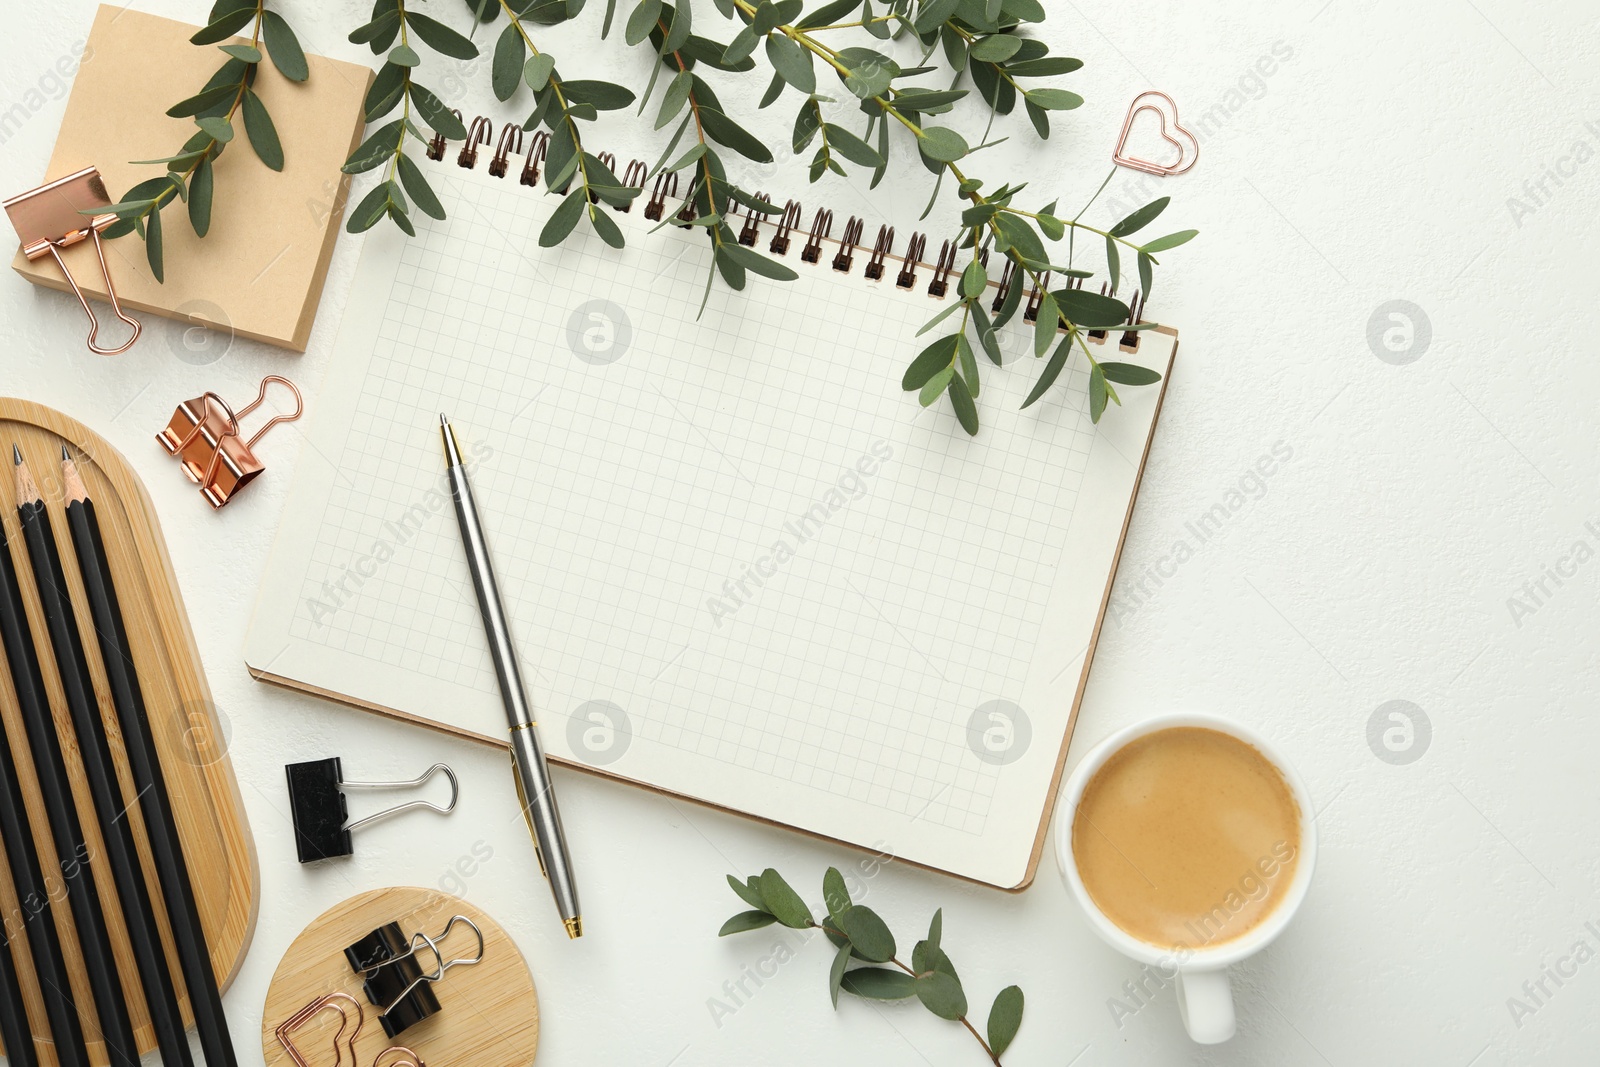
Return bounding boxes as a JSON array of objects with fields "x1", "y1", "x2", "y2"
[{"x1": 440, "y1": 415, "x2": 582, "y2": 939}]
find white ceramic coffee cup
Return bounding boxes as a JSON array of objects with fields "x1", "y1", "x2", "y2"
[{"x1": 1053, "y1": 712, "x2": 1317, "y2": 1044}]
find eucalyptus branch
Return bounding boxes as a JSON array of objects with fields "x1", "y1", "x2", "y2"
[
  {"x1": 719, "y1": 866, "x2": 1025, "y2": 1065},
  {"x1": 98, "y1": 0, "x2": 303, "y2": 281}
]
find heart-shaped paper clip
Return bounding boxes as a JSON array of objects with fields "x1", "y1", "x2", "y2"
[{"x1": 1112, "y1": 91, "x2": 1200, "y2": 177}]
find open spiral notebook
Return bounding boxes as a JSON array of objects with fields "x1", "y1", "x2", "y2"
[{"x1": 245, "y1": 121, "x2": 1178, "y2": 889}]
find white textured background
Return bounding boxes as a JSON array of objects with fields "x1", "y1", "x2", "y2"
[{"x1": 5, "y1": 0, "x2": 1599, "y2": 1064}]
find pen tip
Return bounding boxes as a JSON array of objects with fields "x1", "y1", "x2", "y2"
[
  {"x1": 440, "y1": 413, "x2": 449, "y2": 426},
  {"x1": 11, "y1": 444, "x2": 20, "y2": 466},
  {"x1": 564, "y1": 916, "x2": 584, "y2": 939}
]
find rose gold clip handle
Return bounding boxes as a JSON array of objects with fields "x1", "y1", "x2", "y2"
[
  {"x1": 232, "y1": 375, "x2": 305, "y2": 450},
  {"x1": 4, "y1": 167, "x2": 143, "y2": 355}
]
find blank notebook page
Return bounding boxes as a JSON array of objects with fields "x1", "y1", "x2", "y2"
[{"x1": 246, "y1": 153, "x2": 1176, "y2": 888}]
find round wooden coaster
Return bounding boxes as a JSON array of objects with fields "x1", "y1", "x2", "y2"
[{"x1": 261, "y1": 887, "x2": 538, "y2": 1067}]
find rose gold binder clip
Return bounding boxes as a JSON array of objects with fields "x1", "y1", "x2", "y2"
[
  {"x1": 1112, "y1": 91, "x2": 1200, "y2": 177},
  {"x1": 156, "y1": 375, "x2": 303, "y2": 509},
  {"x1": 276, "y1": 992, "x2": 364, "y2": 1067},
  {"x1": 3, "y1": 166, "x2": 142, "y2": 355}
]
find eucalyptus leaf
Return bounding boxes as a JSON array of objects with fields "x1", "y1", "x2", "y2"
[
  {"x1": 1032, "y1": 288, "x2": 1058, "y2": 357},
  {"x1": 699, "y1": 108, "x2": 773, "y2": 162},
  {"x1": 242, "y1": 89, "x2": 284, "y2": 171},
  {"x1": 345, "y1": 181, "x2": 393, "y2": 233},
  {"x1": 800, "y1": 0, "x2": 863, "y2": 28},
  {"x1": 1054, "y1": 287, "x2": 1130, "y2": 328},
  {"x1": 758, "y1": 868, "x2": 814, "y2": 928},
  {"x1": 766, "y1": 35, "x2": 815, "y2": 93},
  {"x1": 987, "y1": 985, "x2": 1024, "y2": 1058},
  {"x1": 562, "y1": 80, "x2": 637, "y2": 110},
  {"x1": 1025, "y1": 87, "x2": 1083, "y2": 111},
  {"x1": 407, "y1": 12, "x2": 481, "y2": 59},
  {"x1": 839, "y1": 968, "x2": 917, "y2": 1000},
  {"x1": 410, "y1": 83, "x2": 469, "y2": 138},
  {"x1": 1100, "y1": 361, "x2": 1162, "y2": 385},
  {"x1": 1020, "y1": 334, "x2": 1070, "y2": 408},
  {"x1": 190, "y1": 6, "x2": 256, "y2": 46},
  {"x1": 828, "y1": 940, "x2": 852, "y2": 1009},
  {"x1": 539, "y1": 186, "x2": 588, "y2": 246},
  {"x1": 397, "y1": 152, "x2": 445, "y2": 219},
  {"x1": 145, "y1": 205, "x2": 164, "y2": 282},
  {"x1": 389, "y1": 43, "x2": 421, "y2": 66},
  {"x1": 1006, "y1": 55, "x2": 1082, "y2": 76},
  {"x1": 969, "y1": 33, "x2": 1021, "y2": 62},
  {"x1": 589, "y1": 204, "x2": 626, "y2": 248},
  {"x1": 167, "y1": 84, "x2": 238, "y2": 118},
  {"x1": 625, "y1": 0, "x2": 662, "y2": 44},
  {"x1": 719, "y1": 910, "x2": 779, "y2": 935},
  {"x1": 823, "y1": 123, "x2": 882, "y2": 167},
  {"x1": 960, "y1": 257, "x2": 986, "y2": 299},
  {"x1": 657, "y1": 70, "x2": 693, "y2": 128},
  {"x1": 720, "y1": 241, "x2": 800, "y2": 281},
  {"x1": 1089, "y1": 363, "x2": 1108, "y2": 422},
  {"x1": 915, "y1": 971, "x2": 967, "y2": 1020},
  {"x1": 1104, "y1": 235, "x2": 1119, "y2": 291},
  {"x1": 902, "y1": 333, "x2": 957, "y2": 390},
  {"x1": 822, "y1": 867, "x2": 851, "y2": 921},
  {"x1": 947, "y1": 374, "x2": 979, "y2": 435},
  {"x1": 915, "y1": 299, "x2": 963, "y2": 337},
  {"x1": 917, "y1": 126, "x2": 968, "y2": 163},
  {"x1": 524, "y1": 53, "x2": 556, "y2": 91},
  {"x1": 1140, "y1": 228, "x2": 1198, "y2": 253},
  {"x1": 836, "y1": 905, "x2": 895, "y2": 962},
  {"x1": 727, "y1": 873, "x2": 766, "y2": 910},
  {"x1": 188, "y1": 156, "x2": 213, "y2": 237},
  {"x1": 218, "y1": 43, "x2": 261, "y2": 63},
  {"x1": 492, "y1": 24, "x2": 525, "y2": 100},
  {"x1": 196, "y1": 116, "x2": 234, "y2": 143},
  {"x1": 662, "y1": 0, "x2": 693, "y2": 52},
  {"x1": 1138, "y1": 251, "x2": 1154, "y2": 299},
  {"x1": 1109, "y1": 196, "x2": 1169, "y2": 237}
]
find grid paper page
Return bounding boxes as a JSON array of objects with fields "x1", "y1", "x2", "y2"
[{"x1": 247, "y1": 155, "x2": 1175, "y2": 886}]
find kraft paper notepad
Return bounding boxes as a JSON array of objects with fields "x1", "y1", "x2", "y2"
[
  {"x1": 245, "y1": 134, "x2": 1177, "y2": 888},
  {"x1": 11, "y1": 6, "x2": 372, "y2": 351}
]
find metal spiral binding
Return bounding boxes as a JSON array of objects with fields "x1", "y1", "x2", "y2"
[
  {"x1": 489, "y1": 125, "x2": 522, "y2": 178},
  {"x1": 991, "y1": 258, "x2": 1015, "y2": 312},
  {"x1": 833, "y1": 216, "x2": 864, "y2": 271},
  {"x1": 644, "y1": 171, "x2": 677, "y2": 220},
  {"x1": 738, "y1": 193, "x2": 769, "y2": 244},
  {"x1": 896, "y1": 232, "x2": 926, "y2": 288},
  {"x1": 770, "y1": 200, "x2": 801, "y2": 255},
  {"x1": 1119, "y1": 291, "x2": 1144, "y2": 350},
  {"x1": 1023, "y1": 270, "x2": 1052, "y2": 322},
  {"x1": 520, "y1": 130, "x2": 549, "y2": 186},
  {"x1": 595, "y1": 151, "x2": 617, "y2": 204},
  {"x1": 426, "y1": 110, "x2": 462, "y2": 161},
  {"x1": 864, "y1": 225, "x2": 894, "y2": 280},
  {"x1": 621, "y1": 160, "x2": 647, "y2": 210},
  {"x1": 801, "y1": 209, "x2": 832, "y2": 263},
  {"x1": 1085, "y1": 281, "x2": 1111, "y2": 339},
  {"x1": 927, "y1": 239, "x2": 956, "y2": 297},
  {"x1": 458, "y1": 116, "x2": 491, "y2": 169}
]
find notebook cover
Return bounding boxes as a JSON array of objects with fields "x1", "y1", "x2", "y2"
[{"x1": 10, "y1": 5, "x2": 372, "y2": 351}]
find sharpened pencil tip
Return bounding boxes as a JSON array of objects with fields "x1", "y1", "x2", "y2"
[
  {"x1": 61, "y1": 444, "x2": 70, "y2": 461},
  {"x1": 11, "y1": 444, "x2": 20, "y2": 466}
]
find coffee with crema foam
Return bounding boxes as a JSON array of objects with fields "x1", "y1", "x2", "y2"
[{"x1": 1071, "y1": 726, "x2": 1300, "y2": 949}]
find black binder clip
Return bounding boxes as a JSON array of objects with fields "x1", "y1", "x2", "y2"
[
  {"x1": 285, "y1": 758, "x2": 458, "y2": 863},
  {"x1": 345, "y1": 915, "x2": 485, "y2": 1037}
]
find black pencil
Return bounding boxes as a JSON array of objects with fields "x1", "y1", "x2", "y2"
[
  {"x1": 0, "y1": 488, "x2": 110, "y2": 1067},
  {"x1": 60, "y1": 446, "x2": 238, "y2": 1067},
  {"x1": 12, "y1": 446, "x2": 171, "y2": 1067},
  {"x1": 0, "y1": 525, "x2": 89, "y2": 1067}
]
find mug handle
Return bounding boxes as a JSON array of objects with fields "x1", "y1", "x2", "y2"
[{"x1": 1176, "y1": 968, "x2": 1235, "y2": 1044}]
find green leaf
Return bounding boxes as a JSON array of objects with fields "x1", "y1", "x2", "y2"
[
  {"x1": 956, "y1": 332, "x2": 978, "y2": 396},
  {"x1": 969, "y1": 33, "x2": 1021, "y2": 62},
  {"x1": 242, "y1": 89, "x2": 284, "y2": 171},
  {"x1": 407, "y1": 13, "x2": 481, "y2": 59},
  {"x1": 947, "y1": 375, "x2": 979, "y2": 435},
  {"x1": 188, "y1": 156, "x2": 214, "y2": 238},
  {"x1": 723, "y1": 26, "x2": 759, "y2": 65},
  {"x1": 561, "y1": 80, "x2": 637, "y2": 111},
  {"x1": 914, "y1": 0, "x2": 960, "y2": 33},
  {"x1": 960, "y1": 258, "x2": 986, "y2": 300},
  {"x1": 1138, "y1": 251, "x2": 1153, "y2": 299},
  {"x1": 1104, "y1": 235, "x2": 1119, "y2": 292},
  {"x1": 1021, "y1": 334, "x2": 1070, "y2": 409},
  {"x1": 589, "y1": 204, "x2": 626, "y2": 248},
  {"x1": 346, "y1": 181, "x2": 393, "y2": 233},
  {"x1": 757, "y1": 868, "x2": 814, "y2": 928},
  {"x1": 1109, "y1": 196, "x2": 1169, "y2": 238},
  {"x1": 365, "y1": 62, "x2": 407, "y2": 119},
  {"x1": 836, "y1": 905, "x2": 895, "y2": 962},
  {"x1": 994, "y1": 214, "x2": 1047, "y2": 267},
  {"x1": 492, "y1": 23, "x2": 525, "y2": 100},
  {"x1": 720, "y1": 241, "x2": 800, "y2": 281},
  {"x1": 719, "y1": 910, "x2": 778, "y2": 935},
  {"x1": 1089, "y1": 364, "x2": 1108, "y2": 422},
  {"x1": 799, "y1": 0, "x2": 862, "y2": 28},
  {"x1": 1032, "y1": 289, "x2": 1058, "y2": 357},
  {"x1": 902, "y1": 334, "x2": 957, "y2": 390},
  {"x1": 196, "y1": 116, "x2": 234, "y2": 143},
  {"x1": 524, "y1": 53, "x2": 556, "y2": 91},
  {"x1": 822, "y1": 867, "x2": 851, "y2": 921},
  {"x1": 838, "y1": 46, "x2": 898, "y2": 98},
  {"x1": 663, "y1": 0, "x2": 693, "y2": 52},
  {"x1": 540, "y1": 186, "x2": 588, "y2": 246},
  {"x1": 917, "y1": 126, "x2": 968, "y2": 163},
  {"x1": 167, "y1": 84, "x2": 238, "y2": 118},
  {"x1": 916, "y1": 299, "x2": 963, "y2": 337},
  {"x1": 397, "y1": 152, "x2": 445, "y2": 220},
  {"x1": 1006, "y1": 55, "x2": 1082, "y2": 76},
  {"x1": 987, "y1": 986, "x2": 1024, "y2": 1058},
  {"x1": 343, "y1": 118, "x2": 404, "y2": 174},
  {"x1": 144, "y1": 204, "x2": 165, "y2": 282},
  {"x1": 348, "y1": 11, "x2": 401, "y2": 49},
  {"x1": 1054, "y1": 288, "x2": 1130, "y2": 328},
  {"x1": 658, "y1": 70, "x2": 694, "y2": 129},
  {"x1": 1100, "y1": 361, "x2": 1162, "y2": 385},
  {"x1": 828, "y1": 940, "x2": 852, "y2": 1008},
  {"x1": 1024, "y1": 98, "x2": 1048, "y2": 138},
  {"x1": 626, "y1": 0, "x2": 662, "y2": 44},
  {"x1": 993, "y1": 262, "x2": 1024, "y2": 328},
  {"x1": 1025, "y1": 87, "x2": 1083, "y2": 111},
  {"x1": 388, "y1": 43, "x2": 421, "y2": 66},
  {"x1": 410, "y1": 83, "x2": 469, "y2": 138},
  {"x1": 218, "y1": 43, "x2": 261, "y2": 62},
  {"x1": 919, "y1": 366, "x2": 955, "y2": 406},
  {"x1": 893, "y1": 88, "x2": 968, "y2": 113},
  {"x1": 915, "y1": 971, "x2": 967, "y2": 1020},
  {"x1": 971, "y1": 301, "x2": 1002, "y2": 365},
  {"x1": 727, "y1": 873, "x2": 766, "y2": 910},
  {"x1": 839, "y1": 968, "x2": 917, "y2": 1000},
  {"x1": 1140, "y1": 229, "x2": 1198, "y2": 253},
  {"x1": 766, "y1": 35, "x2": 815, "y2": 93},
  {"x1": 190, "y1": 6, "x2": 255, "y2": 45},
  {"x1": 1035, "y1": 212, "x2": 1064, "y2": 241},
  {"x1": 824, "y1": 123, "x2": 882, "y2": 167},
  {"x1": 699, "y1": 108, "x2": 773, "y2": 162}
]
